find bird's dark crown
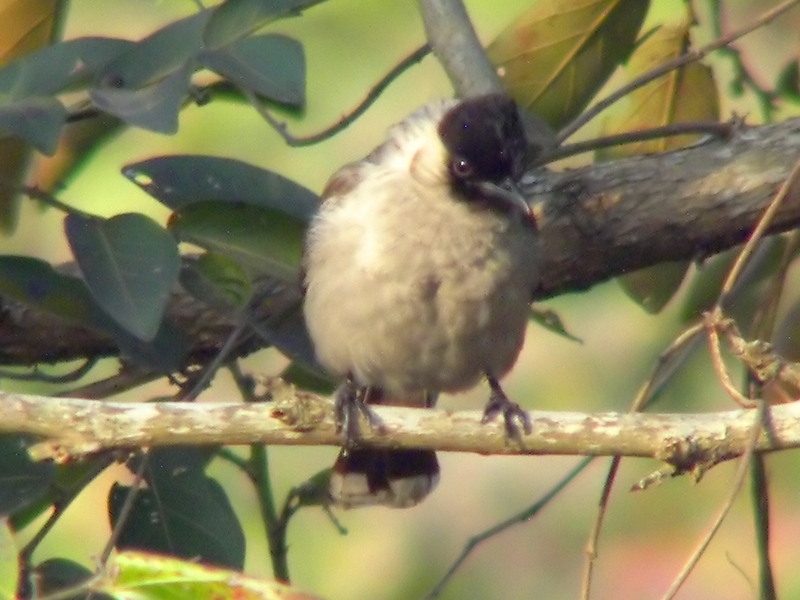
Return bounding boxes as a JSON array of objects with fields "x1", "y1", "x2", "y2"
[{"x1": 437, "y1": 94, "x2": 529, "y2": 186}]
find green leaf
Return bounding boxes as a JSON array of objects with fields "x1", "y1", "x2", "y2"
[
  {"x1": 597, "y1": 18, "x2": 720, "y2": 158},
  {"x1": 123, "y1": 155, "x2": 319, "y2": 220},
  {"x1": 618, "y1": 261, "x2": 690, "y2": 314},
  {"x1": 109, "y1": 449, "x2": 245, "y2": 570},
  {"x1": 199, "y1": 34, "x2": 305, "y2": 107},
  {"x1": 0, "y1": 38, "x2": 136, "y2": 100},
  {"x1": 97, "y1": 11, "x2": 211, "y2": 89},
  {"x1": 64, "y1": 213, "x2": 180, "y2": 341},
  {"x1": 0, "y1": 434, "x2": 55, "y2": 518},
  {"x1": 180, "y1": 253, "x2": 252, "y2": 311},
  {"x1": 0, "y1": 256, "x2": 188, "y2": 372},
  {"x1": 529, "y1": 306, "x2": 582, "y2": 343},
  {"x1": 169, "y1": 202, "x2": 304, "y2": 281},
  {"x1": 487, "y1": 0, "x2": 649, "y2": 128},
  {"x1": 204, "y1": 0, "x2": 328, "y2": 49},
  {"x1": 93, "y1": 551, "x2": 326, "y2": 600},
  {"x1": 0, "y1": 97, "x2": 66, "y2": 155},
  {"x1": 90, "y1": 63, "x2": 191, "y2": 134},
  {"x1": 776, "y1": 59, "x2": 800, "y2": 101},
  {"x1": 0, "y1": 519, "x2": 17, "y2": 600},
  {"x1": 279, "y1": 361, "x2": 334, "y2": 394},
  {"x1": 33, "y1": 559, "x2": 105, "y2": 600}
]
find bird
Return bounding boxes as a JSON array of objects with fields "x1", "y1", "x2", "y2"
[{"x1": 302, "y1": 93, "x2": 541, "y2": 508}]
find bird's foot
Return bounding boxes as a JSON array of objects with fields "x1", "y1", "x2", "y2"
[
  {"x1": 334, "y1": 378, "x2": 384, "y2": 447},
  {"x1": 481, "y1": 376, "x2": 532, "y2": 442}
]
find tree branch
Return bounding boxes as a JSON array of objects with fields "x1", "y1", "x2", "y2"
[
  {"x1": 2, "y1": 381, "x2": 795, "y2": 475},
  {"x1": 2, "y1": 117, "x2": 800, "y2": 367}
]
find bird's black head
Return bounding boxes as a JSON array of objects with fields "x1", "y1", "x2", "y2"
[
  {"x1": 437, "y1": 94, "x2": 534, "y2": 225},
  {"x1": 437, "y1": 94, "x2": 529, "y2": 187}
]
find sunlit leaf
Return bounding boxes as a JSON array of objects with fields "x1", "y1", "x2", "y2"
[
  {"x1": 0, "y1": 0, "x2": 60, "y2": 64},
  {"x1": 598, "y1": 18, "x2": 720, "y2": 157},
  {"x1": 0, "y1": 518, "x2": 16, "y2": 600},
  {"x1": 123, "y1": 155, "x2": 318, "y2": 220},
  {"x1": 204, "y1": 0, "x2": 328, "y2": 49},
  {"x1": 199, "y1": 34, "x2": 305, "y2": 106},
  {"x1": 487, "y1": 0, "x2": 649, "y2": 128},
  {"x1": 64, "y1": 213, "x2": 180, "y2": 341},
  {"x1": 93, "y1": 551, "x2": 326, "y2": 600},
  {"x1": 169, "y1": 202, "x2": 304, "y2": 281}
]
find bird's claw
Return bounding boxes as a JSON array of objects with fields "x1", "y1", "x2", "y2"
[
  {"x1": 481, "y1": 377, "x2": 531, "y2": 443},
  {"x1": 334, "y1": 380, "x2": 384, "y2": 447}
]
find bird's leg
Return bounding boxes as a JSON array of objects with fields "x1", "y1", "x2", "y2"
[
  {"x1": 481, "y1": 375, "x2": 532, "y2": 441},
  {"x1": 334, "y1": 376, "x2": 384, "y2": 447}
]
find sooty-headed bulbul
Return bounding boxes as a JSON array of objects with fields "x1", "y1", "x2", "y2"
[{"x1": 303, "y1": 94, "x2": 540, "y2": 508}]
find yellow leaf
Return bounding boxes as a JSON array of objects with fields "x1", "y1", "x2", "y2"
[{"x1": 487, "y1": 0, "x2": 649, "y2": 129}]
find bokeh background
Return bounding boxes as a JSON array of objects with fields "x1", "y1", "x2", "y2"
[{"x1": 7, "y1": 0, "x2": 800, "y2": 598}]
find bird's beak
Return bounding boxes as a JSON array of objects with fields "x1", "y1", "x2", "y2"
[{"x1": 475, "y1": 178, "x2": 536, "y2": 228}]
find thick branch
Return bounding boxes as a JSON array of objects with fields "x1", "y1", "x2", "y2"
[
  {"x1": 2, "y1": 385, "x2": 795, "y2": 474},
  {"x1": 2, "y1": 118, "x2": 800, "y2": 367}
]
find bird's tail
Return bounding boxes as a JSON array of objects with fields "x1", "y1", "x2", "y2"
[{"x1": 329, "y1": 388, "x2": 439, "y2": 508}]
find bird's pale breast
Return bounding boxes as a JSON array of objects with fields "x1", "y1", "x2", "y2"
[{"x1": 303, "y1": 170, "x2": 538, "y2": 395}]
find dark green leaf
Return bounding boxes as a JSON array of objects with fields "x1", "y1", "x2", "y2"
[
  {"x1": 0, "y1": 519, "x2": 17, "y2": 600},
  {"x1": 204, "y1": 0, "x2": 328, "y2": 49},
  {"x1": 0, "y1": 97, "x2": 66, "y2": 155},
  {"x1": 0, "y1": 435, "x2": 55, "y2": 518},
  {"x1": 199, "y1": 34, "x2": 304, "y2": 106},
  {"x1": 0, "y1": 256, "x2": 96, "y2": 325},
  {"x1": 34, "y1": 559, "x2": 106, "y2": 600},
  {"x1": 90, "y1": 63, "x2": 191, "y2": 134},
  {"x1": 109, "y1": 449, "x2": 245, "y2": 569},
  {"x1": 170, "y1": 202, "x2": 305, "y2": 280},
  {"x1": 618, "y1": 261, "x2": 690, "y2": 314},
  {"x1": 279, "y1": 360, "x2": 334, "y2": 394},
  {"x1": 0, "y1": 37, "x2": 135, "y2": 100},
  {"x1": 0, "y1": 256, "x2": 187, "y2": 372},
  {"x1": 123, "y1": 155, "x2": 319, "y2": 220},
  {"x1": 64, "y1": 213, "x2": 180, "y2": 341},
  {"x1": 97, "y1": 11, "x2": 211, "y2": 89},
  {"x1": 180, "y1": 253, "x2": 252, "y2": 311},
  {"x1": 776, "y1": 60, "x2": 800, "y2": 101},
  {"x1": 529, "y1": 306, "x2": 582, "y2": 343}
]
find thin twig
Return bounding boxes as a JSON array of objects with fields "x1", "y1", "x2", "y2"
[
  {"x1": 579, "y1": 321, "x2": 705, "y2": 598},
  {"x1": 557, "y1": 0, "x2": 800, "y2": 143},
  {"x1": 704, "y1": 310, "x2": 757, "y2": 408},
  {"x1": 533, "y1": 121, "x2": 732, "y2": 167},
  {"x1": 579, "y1": 457, "x2": 620, "y2": 600},
  {"x1": 424, "y1": 457, "x2": 592, "y2": 599},
  {"x1": 0, "y1": 358, "x2": 98, "y2": 384},
  {"x1": 658, "y1": 402, "x2": 766, "y2": 600},
  {"x1": 248, "y1": 44, "x2": 431, "y2": 147}
]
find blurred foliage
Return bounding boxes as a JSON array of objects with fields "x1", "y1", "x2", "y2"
[{"x1": 0, "y1": 1, "x2": 799, "y2": 600}]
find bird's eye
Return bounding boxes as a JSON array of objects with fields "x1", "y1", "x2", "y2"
[{"x1": 451, "y1": 156, "x2": 473, "y2": 179}]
